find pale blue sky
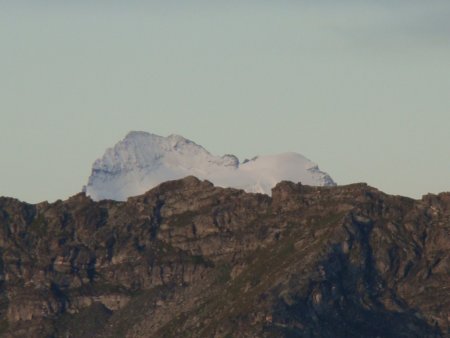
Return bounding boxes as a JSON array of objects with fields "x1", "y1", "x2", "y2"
[{"x1": 1, "y1": 1, "x2": 449, "y2": 202}]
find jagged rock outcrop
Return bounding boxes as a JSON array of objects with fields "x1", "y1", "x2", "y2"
[{"x1": 0, "y1": 176, "x2": 449, "y2": 337}]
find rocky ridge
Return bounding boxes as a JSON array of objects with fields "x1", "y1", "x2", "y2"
[{"x1": 0, "y1": 177, "x2": 449, "y2": 337}]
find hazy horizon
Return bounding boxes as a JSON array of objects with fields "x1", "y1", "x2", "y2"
[{"x1": 1, "y1": 1, "x2": 449, "y2": 203}]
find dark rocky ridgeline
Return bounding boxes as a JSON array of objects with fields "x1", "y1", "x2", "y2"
[{"x1": 0, "y1": 176, "x2": 449, "y2": 337}]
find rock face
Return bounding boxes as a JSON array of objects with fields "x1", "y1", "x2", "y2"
[
  {"x1": 83, "y1": 131, "x2": 335, "y2": 201},
  {"x1": 1, "y1": 177, "x2": 450, "y2": 337}
]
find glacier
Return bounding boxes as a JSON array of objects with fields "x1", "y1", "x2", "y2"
[{"x1": 83, "y1": 131, "x2": 336, "y2": 201}]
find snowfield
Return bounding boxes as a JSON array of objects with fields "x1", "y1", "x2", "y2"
[{"x1": 83, "y1": 131, "x2": 335, "y2": 201}]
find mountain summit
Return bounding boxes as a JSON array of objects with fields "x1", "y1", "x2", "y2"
[{"x1": 83, "y1": 131, "x2": 335, "y2": 201}]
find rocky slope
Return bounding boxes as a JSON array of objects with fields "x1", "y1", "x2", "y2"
[
  {"x1": 83, "y1": 132, "x2": 335, "y2": 201},
  {"x1": 0, "y1": 177, "x2": 449, "y2": 337}
]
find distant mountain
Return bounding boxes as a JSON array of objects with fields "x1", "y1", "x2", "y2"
[{"x1": 83, "y1": 131, "x2": 335, "y2": 201}]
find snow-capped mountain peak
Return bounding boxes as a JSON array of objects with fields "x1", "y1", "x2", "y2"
[{"x1": 84, "y1": 132, "x2": 335, "y2": 201}]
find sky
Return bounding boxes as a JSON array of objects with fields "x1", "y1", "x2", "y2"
[{"x1": 1, "y1": 0, "x2": 449, "y2": 203}]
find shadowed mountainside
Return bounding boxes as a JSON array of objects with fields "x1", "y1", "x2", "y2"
[{"x1": 0, "y1": 176, "x2": 449, "y2": 337}]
